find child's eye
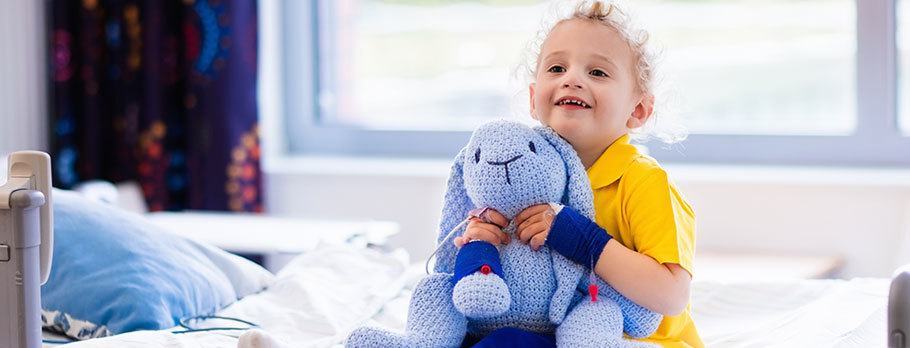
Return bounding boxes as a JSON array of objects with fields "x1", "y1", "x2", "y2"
[
  {"x1": 474, "y1": 148, "x2": 481, "y2": 163},
  {"x1": 590, "y1": 69, "x2": 609, "y2": 78},
  {"x1": 547, "y1": 65, "x2": 566, "y2": 73}
]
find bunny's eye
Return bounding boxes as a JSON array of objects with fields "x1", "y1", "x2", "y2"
[
  {"x1": 474, "y1": 148, "x2": 481, "y2": 163},
  {"x1": 529, "y1": 141, "x2": 537, "y2": 154}
]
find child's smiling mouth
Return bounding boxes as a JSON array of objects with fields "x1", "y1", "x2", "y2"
[{"x1": 555, "y1": 96, "x2": 592, "y2": 110}]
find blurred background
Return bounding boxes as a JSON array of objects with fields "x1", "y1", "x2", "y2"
[{"x1": 1, "y1": 0, "x2": 910, "y2": 279}]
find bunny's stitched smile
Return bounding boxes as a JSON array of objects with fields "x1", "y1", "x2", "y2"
[{"x1": 487, "y1": 154, "x2": 523, "y2": 185}]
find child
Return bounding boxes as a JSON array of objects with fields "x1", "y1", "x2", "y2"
[{"x1": 458, "y1": 1, "x2": 700, "y2": 347}]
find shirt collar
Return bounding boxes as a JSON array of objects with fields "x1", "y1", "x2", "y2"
[{"x1": 586, "y1": 134, "x2": 639, "y2": 190}]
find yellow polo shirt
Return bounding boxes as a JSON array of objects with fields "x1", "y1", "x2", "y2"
[{"x1": 586, "y1": 134, "x2": 702, "y2": 348}]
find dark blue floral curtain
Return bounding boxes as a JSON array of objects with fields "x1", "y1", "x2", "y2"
[{"x1": 50, "y1": 0, "x2": 262, "y2": 212}]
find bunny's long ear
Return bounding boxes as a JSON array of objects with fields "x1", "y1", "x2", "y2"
[
  {"x1": 535, "y1": 126, "x2": 597, "y2": 323},
  {"x1": 534, "y1": 126, "x2": 595, "y2": 219},
  {"x1": 432, "y1": 147, "x2": 474, "y2": 274}
]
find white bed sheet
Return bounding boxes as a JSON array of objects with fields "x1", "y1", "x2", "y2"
[
  {"x1": 691, "y1": 278, "x2": 888, "y2": 347},
  {"x1": 48, "y1": 245, "x2": 891, "y2": 348}
]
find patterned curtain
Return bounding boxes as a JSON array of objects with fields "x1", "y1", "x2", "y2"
[{"x1": 50, "y1": 0, "x2": 262, "y2": 212}]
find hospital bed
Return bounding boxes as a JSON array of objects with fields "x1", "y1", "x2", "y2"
[
  {"x1": 36, "y1": 248, "x2": 897, "y2": 347},
  {"x1": 0, "y1": 151, "x2": 907, "y2": 348}
]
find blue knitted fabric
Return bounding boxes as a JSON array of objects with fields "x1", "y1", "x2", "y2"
[
  {"x1": 547, "y1": 205, "x2": 613, "y2": 269},
  {"x1": 453, "y1": 241, "x2": 504, "y2": 284},
  {"x1": 452, "y1": 241, "x2": 510, "y2": 318},
  {"x1": 345, "y1": 120, "x2": 662, "y2": 348}
]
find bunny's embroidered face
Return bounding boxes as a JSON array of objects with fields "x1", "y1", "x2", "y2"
[{"x1": 462, "y1": 120, "x2": 567, "y2": 220}]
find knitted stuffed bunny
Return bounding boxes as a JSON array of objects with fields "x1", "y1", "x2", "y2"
[{"x1": 346, "y1": 120, "x2": 661, "y2": 347}]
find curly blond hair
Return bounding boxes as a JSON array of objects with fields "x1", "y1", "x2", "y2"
[{"x1": 515, "y1": 0, "x2": 686, "y2": 144}]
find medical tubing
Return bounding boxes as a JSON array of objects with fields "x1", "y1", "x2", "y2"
[
  {"x1": 425, "y1": 218, "x2": 471, "y2": 274},
  {"x1": 172, "y1": 315, "x2": 259, "y2": 334}
]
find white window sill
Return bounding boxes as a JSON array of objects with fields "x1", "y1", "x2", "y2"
[
  {"x1": 666, "y1": 164, "x2": 910, "y2": 187},
  {"x1": 264, "y1": 155, "x2": 910, "y2": 187},
  {"x1": 265, "y1": 155, "x2": 453, "y2": 178}
]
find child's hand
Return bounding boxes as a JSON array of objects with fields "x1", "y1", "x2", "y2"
[
  {"x1": 515, "y1": 204, "x2": 558, "y2": 251},
  {"x1": 453, "y1": 209, "x2": 510, "y2": 248}
]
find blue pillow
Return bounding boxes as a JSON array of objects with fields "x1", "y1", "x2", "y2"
[{"x1": 41, "y1": 189, "x2": 273, "y2": 339}]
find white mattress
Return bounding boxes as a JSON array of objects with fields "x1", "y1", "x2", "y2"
[
  {"x1": 691, "y1": 278, "x2": 888, "y2": 347},
  {"x1": 48, "y1": 245, "x2": 890, "y2": 347}
]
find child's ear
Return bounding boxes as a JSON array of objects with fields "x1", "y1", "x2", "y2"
[
  {"x1": 529, "y1": 83, "x2": 538, "y2": 120},
  {"x1": 627, "y1": 93, "x2": 655, "y2": 129}
]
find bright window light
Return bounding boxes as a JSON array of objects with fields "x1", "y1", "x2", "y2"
[
  {"x1": 900, "y1": 0, "x2": 910, "y2": 135},
  {"x1": 316, "y1": 0, "x2": 547, "y2": 131},
  {"x1": 316, "y1": 0, "x2": 856, "y2": 135},
  {"x1": 637, "y1": 0, "x2": 856, "y2": 135}
]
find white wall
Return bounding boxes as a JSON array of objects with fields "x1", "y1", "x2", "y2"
[
  {"x1": 265, "y1": 161, "x2": 910, "y2": 278},
  {"x1": 674, "y1": 167, "x2": 910, "y2": 278},
  {"x1": 0, "y1": 0, "x2": 48, "y2": 155},
  {"x1": 265, "y1": 157, "x2": 449, "y2": 264}
]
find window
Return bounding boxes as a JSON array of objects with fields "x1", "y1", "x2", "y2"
[
  {"x1": 316, "y1": 0, "x2": 548, "y2": 131},
  {"x1": 277, "y1": 0, "x2": 910, "y2": 165},
  {"x1": 639, "y1": 0, "x2": 855, "y2": 135},
  {"x1": 901, "y1": 0, "x2": 910, "y2": 135}
]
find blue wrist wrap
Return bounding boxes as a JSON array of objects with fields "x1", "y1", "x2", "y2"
[
  {"x1": 545, "y1": 206, "x2": 611, "y2": 268},
  {"x1": 452, "y1": 241, "x2": 503, "y2": 285}
]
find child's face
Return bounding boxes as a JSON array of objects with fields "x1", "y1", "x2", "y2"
[{"x1": 530, "y1": 19, "x2": 652, "y2": 152}]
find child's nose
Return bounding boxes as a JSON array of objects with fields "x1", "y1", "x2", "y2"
[{"x1": 561, "y1": 72, "x2": 585, "y2": 89}]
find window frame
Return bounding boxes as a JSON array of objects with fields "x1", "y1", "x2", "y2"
[{"x1": 279, "y1": 0, "x2": 910, "y2": 166}]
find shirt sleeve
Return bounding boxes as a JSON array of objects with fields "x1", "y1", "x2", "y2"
[{"x1": 624, "y1": 168, "x2": 696, "y2": 276}]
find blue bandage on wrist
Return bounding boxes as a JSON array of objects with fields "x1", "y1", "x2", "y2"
[
  {"x1": 545, "y1": 206, "x2": 612, "y2": 268},
  {"x1": 452, "y1": 241, "x2": 503, "y2": 285}
]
